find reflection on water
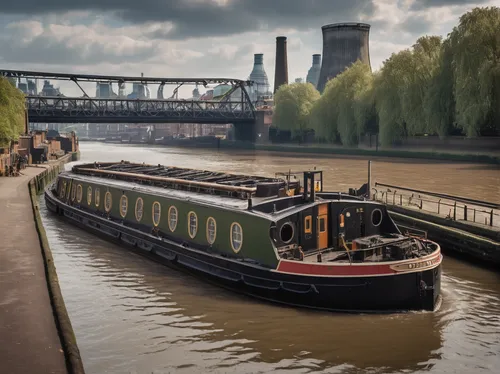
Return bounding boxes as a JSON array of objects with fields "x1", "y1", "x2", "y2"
[{"x1": 44, "y1": 143, "x2": 500, "y2": 373}]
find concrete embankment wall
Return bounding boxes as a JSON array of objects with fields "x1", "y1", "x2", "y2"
[{"x1": 29, "y1": 152, "x2": 86, "y2": 374}]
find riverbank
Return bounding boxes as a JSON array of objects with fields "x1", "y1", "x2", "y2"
[
  {"x1": 244, "y1": 142, "x2": 500, "y2": 165},
  {"x1": 0, "y1": 155, "x2": 85, "y2": 374},
  {"x1": 83, "y1": 137, "x2": 500, "y2": 165}
]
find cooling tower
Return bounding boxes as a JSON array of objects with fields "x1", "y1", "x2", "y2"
[
  {"x1": 317, "y1": 23, "x2": 371, "y2": 93},
  {"x1": 306, "y1": 54, "x2": 322, "y2": 89},
  {"x1": 274, "y1": 36, "x2": 289, "y2": 93}
]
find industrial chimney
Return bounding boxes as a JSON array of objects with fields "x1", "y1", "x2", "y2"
[
  {"x1": 274, "y1": 36, "x2": 289, "y2": 93},
  {"x1": 317, "y1": 23, "x2": 371, "y2": 93},
  {"x1": 306, "y1": 54, "x2": 322, "y2": 89}
]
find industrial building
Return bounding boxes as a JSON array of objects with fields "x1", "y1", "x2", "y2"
[
  {"x1": 317, "y1": 23, "x2": 371, "y2": 93},
  {"x1": 306, "y1": 54, "x2": 322, "y2": 89}
]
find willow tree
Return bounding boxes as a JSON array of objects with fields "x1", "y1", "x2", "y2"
[
  {"x1": 402, "y1": 36, "x2": 443, "y2": 135},
  {"x1": 273, "y1": 82, "x2": 320, "y2": 140},
  {"x1": 423, "y1": 38, "x2": 456, "y2": 137},
  {"x1": 374, "y1": 51, "x2": 409, "y2": 146},
  {"x1": 0, "y1": 77, "x2": 25, "y2": 148},
  {"x1": 309, "y1": 78, "x2": 341, "y2": 143},
  {"x1": 334, "y1": 61, "x2": 375, "y2": 145},
  {"x1": 449, "y1": 6, "x2": 500, "y2": 136}
]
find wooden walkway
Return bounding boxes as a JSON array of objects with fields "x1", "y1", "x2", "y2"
[{"x1": 0, "y1": 167, "x2": 68, "y2": 374}]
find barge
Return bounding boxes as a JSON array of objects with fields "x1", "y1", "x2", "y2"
[{"x1": 45, "y1": 161, "x2": 442, "y2": 312}]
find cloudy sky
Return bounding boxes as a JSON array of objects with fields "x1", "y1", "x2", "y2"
[{"x1": 1, "y1": 0, "x2": 498, "y2": 98}]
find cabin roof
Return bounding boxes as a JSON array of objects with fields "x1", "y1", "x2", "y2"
[
  {"x1": 66, "y1": 173, "x2": 274, "y2": 210},
  {"x1": 70, "y1": 161, "x2": 298, "y2": 200}
]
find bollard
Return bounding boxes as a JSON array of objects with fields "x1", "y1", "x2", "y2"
[
  {"x1": 420, "y1": 199, "x2": 423, "y2": 209},
  {"x1": 453, "y1": 202, "x2": 457, "y2": 220},
  {"x1": 464, "y1": 205, "x2": 467, "y2": 221},
  {"x1": 393, "y1": 191, "x2": 397, "y2": 205},
  {"x1": 473, "y1": 208, "x2": 476, "y2": 223},
  {"x1": 491, "y1": 210, "x2": 494, "y2": 227},
  {"x1": 437, "y1": 199, "x2": 441, "y2": 215},
  {"x1": 400, "y1": 194, "x2": 403, "y2": 205}
]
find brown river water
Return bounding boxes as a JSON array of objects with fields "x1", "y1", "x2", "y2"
[{"x1": 39, "y1": 142, "x2": 500, "y2": 374}]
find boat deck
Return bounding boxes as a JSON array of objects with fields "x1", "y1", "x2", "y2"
[{"x1": 72, "y1": 161, "x2": 299, "y2": 199}]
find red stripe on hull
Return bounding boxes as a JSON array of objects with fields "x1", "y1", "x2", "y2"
[{"x1": 276, "y1": 249, "x2": 442, "y2": 277}]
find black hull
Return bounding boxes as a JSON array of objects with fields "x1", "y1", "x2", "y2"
[{"x1": 45, "y1": 189, "x2": 442, "y2": 313}]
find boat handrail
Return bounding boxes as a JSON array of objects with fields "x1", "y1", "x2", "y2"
[{"x1": 74, "y1": 167, "x2": 258, "y2": 194}]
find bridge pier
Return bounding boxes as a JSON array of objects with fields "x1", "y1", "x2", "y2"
[{"x1": 233, "y1": 110, "x2": 271, "y2": 144}]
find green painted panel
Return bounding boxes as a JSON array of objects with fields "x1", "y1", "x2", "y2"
[{"x1": 57, "y1": 176, "x2": 280, "y2": 267}]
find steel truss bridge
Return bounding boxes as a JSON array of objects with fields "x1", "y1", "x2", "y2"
[{"x1": 1, "y1": 69, "x2": 257, "y2": 124}]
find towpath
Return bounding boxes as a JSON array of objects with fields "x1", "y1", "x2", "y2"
[{"x1": 0, "y1": 166, "x2": 68, "y2": 374}]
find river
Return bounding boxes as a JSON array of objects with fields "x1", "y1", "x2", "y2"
[{"x1": 40, "y1": 142, "x2": 500, "y2": 374}]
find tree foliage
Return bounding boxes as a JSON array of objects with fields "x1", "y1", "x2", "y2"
[
  {"x1": 449, "y1": 6, "x2": 500, "y2": 136},
  {"x1": 272, "y1": 6, "x2": 500, "y2": 146},
  {"x1": 0, "y1": 77, "x2": 25, "y2": 148},
  {"x1": 273, "y1": 82, "x2": 320, "y2": 138}
]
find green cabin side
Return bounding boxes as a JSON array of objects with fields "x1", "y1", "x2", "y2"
[{"x1": 56, "y1": 175, "x2": 280, "y2": 268}]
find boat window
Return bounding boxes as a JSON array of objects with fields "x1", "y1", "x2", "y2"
[
  {"x1": 230, "y1": 222, "x2": 243, "y2": 253},
  {"x1": 168, "y1": 206, "x2": 178, "y2": 232},
  {"x1": 87, "y1": 186, "x2": 92, "y2": 205},
  {"x1": 372, "y1": 209, "x2": 383, "y2": 227},
  {"x1": 319, "y1": 217, "x2": 326, "y2": 233},
  {"x1": 188, "y1": 211, "x2": 198, "y2": 238},
  {"x1": 206, "y1": 217, "x2": 217, "y2": 244},
  {"x1": 304, "y1": 216, "x2": 312, "y2": 234},
  {"x1": 71, "y1": 183, "x2": 76, "y2": 201},
  {"x1": 104, "y1": 191, "x2": 112, "y2": 213},
  {"x1": 60, "y1": 181, "x2": 66, "y2": 199},
  {"x1": 135, "y1": 197, "x2": 144, "y2": 222},
  {"x1": 76, "y1": 184, "x2": 83, "y2": 203},
  {"x1": 120, "y1": 195, "x2": 128, "y2": 218},
  {"x1": 66, "y1": 182, "x2": 71, "y2": 200},
  {"x1": 152, "y1": 202, "x2": 161, "y2": 227},
  {"x1": 95, "y1": 188, "x2": 100, "y2": 207}
]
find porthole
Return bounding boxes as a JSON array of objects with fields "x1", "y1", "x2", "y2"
[
  {"x1": 230, "y1": 222, "x2": 243, "y2": 253},
  {"x1": 95, "y1": 188, "x2": 100, "y2": 207},
  {"x1": 152, "y1": 202, "x2": 161, "y2": 227},
  {"x1": 87, "y1": 186, "x2": 92, "y2": 205},
  {"x1": 60, "y1": 181, "x2": 66, "y2": 199},
  {"x1": 280, "y1": 222, "x2": 294, "y2": 244},
  {"x1": 104, "y1": 191, "x2": 112, "y2": 213},
  {"x1": 206, "y1": 217, "x2": 217, "y2": 244},
  {"x1": 372, "y1": 209, "x2": 383, "y2": 227},
  {"x1": 135, "y1": 197, "x2": 144, "y2": 222},
  {"x1": 188, "y1": 211, "x2": 198, "y2": 238},
  {"x1": 168, "y1": 206, "x2": 178, "y2": 232},
  {"x1": 120, "y1": 195, "x2": 128, "y2": 218},
  {"x1": 71, "y1": 183, "x2": 76, "y2": 201},
  {"x1": 76, "y1": 184, "x2": 83, "y2": 203}
]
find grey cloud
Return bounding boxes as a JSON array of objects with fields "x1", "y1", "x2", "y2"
[
  {"x1": 2, "y1": 0, "x2": 376, "y2": 39},
  {"x1": 0, "y1": 31, "x2": 158, "y2": 66},
  {"x1": 399, "y1": 15, "x2": 433, "y2": 34},
  {"x1": 410, "y1": 0, "x2": 490, "y2": 10}
]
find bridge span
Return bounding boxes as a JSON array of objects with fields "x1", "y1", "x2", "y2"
[
  {"x1": 1, "y1": 69, "x2": 271, "y2": 142},
  {"x1": 25, "y1": 96, "x2": 255, "y2": 124}
]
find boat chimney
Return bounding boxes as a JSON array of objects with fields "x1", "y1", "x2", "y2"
[{"x1": 247, "y1": 194, "x2": 253, "y2": 210}]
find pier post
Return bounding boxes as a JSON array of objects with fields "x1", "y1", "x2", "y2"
[{"x1": 367, "y1": 160, "x2": 372, "y2": 199}]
